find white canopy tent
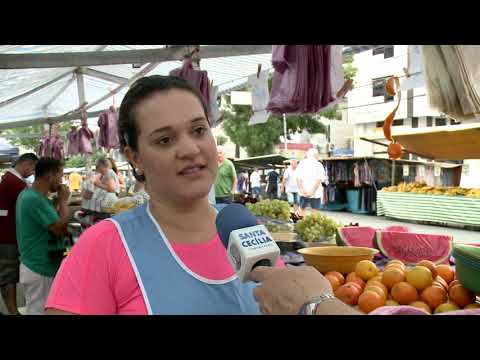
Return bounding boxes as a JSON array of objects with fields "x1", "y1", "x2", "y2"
[{"x1": 0, "y1": 45, "x2": 380, "y2": 131}]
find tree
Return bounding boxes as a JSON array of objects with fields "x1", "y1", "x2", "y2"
[{"x1": 216, "y1": 135, "x2": 228, "y2": 146}]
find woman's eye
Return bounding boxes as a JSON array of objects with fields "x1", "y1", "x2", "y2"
[
  {"x1": 194, "y1": 127, "x2": 208, "y2": 135},
  {"x1": 155, "y1": 137, "x2": 172, "y2": 145}
]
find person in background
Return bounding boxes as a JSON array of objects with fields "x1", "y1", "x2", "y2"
[
  {"x1": 282, "y1": 159, "x2": 299, "y2": 211},
  {"x1": 236, "y1": 171, "x2": 247, "y2": 195},
  {"x1": 295, "y1": 148, "x2": 325, "y2": 217},
  {"x1": 16, "y1": 158, "x2": 70, "y2": 315},
  {"x1": 68, "y1": 171, "x2": 82, "y2": 193},
  {"x1": 214, "y1": 146, "x2": 237, "y2": 204},
  {"x1": 266, "y1": 168, "x2": 279, "y2": 200},
  {"x1": 250, "y1": 168, "x2": 261, "y2": 199},
  {"x1": 0, "y1": 153, "x2": 38, "y2": 315},
  {"x1": 108, "y1": 158, "x2": 126, "y2": 193}
]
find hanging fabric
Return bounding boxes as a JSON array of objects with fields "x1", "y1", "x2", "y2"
[
  {"x1": 400, "y1": 45, "x2": 425, "y2": 91},
  {"x1": 78, "y1": 111, "x2": 94, "y2": 154},
  {"x1": 266, "y1": 45, "x2": 336, "y2": 115},
  {"x1": 170, "y1": 58, "x2": 211, "y2": 113},
  {"x1": 248, "y1": 68, "x2": 270, "y2": 125},
  {"x1": 66, "y1": 126, "x2": 79, "y2": 156},
  {"x1": 97, "y1": 106, "x2": 119, "y2": 150}
]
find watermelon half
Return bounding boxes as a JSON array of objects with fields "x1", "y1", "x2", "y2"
[
  {"x1": 375, "y1": 231, "x2": 453, "y2": 265},
  {"x1": 336, "y1": 226, "x2": 377, "y2": 248}
]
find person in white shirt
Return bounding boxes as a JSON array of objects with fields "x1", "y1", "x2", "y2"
[
  {"x1": 282, "y1": 159, "x2": 299, "y2": 210},
  {"x1": 249, "y1": 168, "x2": 261, "y2": 199},
  {"x1": 295, "y1": 148, "x2": 325, "y2": 217}
]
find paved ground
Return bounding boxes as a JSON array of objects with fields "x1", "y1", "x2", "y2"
[{"x1": 320, "y1": 210, "x2": 480, "y2": 244}]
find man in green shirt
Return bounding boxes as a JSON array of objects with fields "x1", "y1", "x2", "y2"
[
  {"x1": 214, "y1": 147, "x2": 237, "y2": 204},
  {"x1": 16, "y1": 158, "x2": 70, "y2": 315}
]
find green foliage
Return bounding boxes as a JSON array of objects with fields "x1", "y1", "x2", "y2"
[
  {"x1": 64, "y1": 150, "x2": 108, "y2": 169},
  {"x1": 216, "y1": 135, "x2": 228, "y2": 146}
]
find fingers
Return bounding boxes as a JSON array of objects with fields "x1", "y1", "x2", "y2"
[{"x1": 249, "y1": 266, "x2": 277, "y2": 283}]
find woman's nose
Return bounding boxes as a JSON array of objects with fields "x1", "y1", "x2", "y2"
[{"x1": 176, "y1": 135, "x2": 201, "y2": 158}]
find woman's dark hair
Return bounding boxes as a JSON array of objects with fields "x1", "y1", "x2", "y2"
[
  {"x1": 118, "y1": 75, "x2": 209, "y2": 182},
  {"x1": 35, "y1": 157, "x2": 64, "y2": 179},
  {"x1": 108, "y1": 157, "x2": 119, "y2": 174}
]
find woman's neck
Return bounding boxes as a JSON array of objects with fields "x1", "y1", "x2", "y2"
[{"x1": 148, "y1": 195, "x2": 216, "y2": 242}]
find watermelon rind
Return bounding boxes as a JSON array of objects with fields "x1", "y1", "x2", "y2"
[
  {"x1": 336, "y1": 226, "x2": 377, "y2": 248},
  {"x1": 376, "y1": 231, "x2": 453, "y2": 265}
]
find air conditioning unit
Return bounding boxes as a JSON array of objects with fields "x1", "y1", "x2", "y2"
[{"x1": 327, "y1": 143, "x2": 335, "y2": 152}]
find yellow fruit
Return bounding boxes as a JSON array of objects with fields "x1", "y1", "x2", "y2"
[
  {"x1": 382, "y1": 267, "x2": 405, "y2": 289},
  {"x1": 355, "y1": 260, "x2": 379, "y2": 281},
  {"x1": 434, "y1": 302, "x2": 460, "y2": 314},
  {"x1": 464, "y1": 303, "x2": 480, "y2": 309},
  {"x1": 417, "y1": 260, "x2": 437, "y2": 279},
  {"x1": 385, "y1": 300, "x2": 399, "y2": 306},
  {"x1": 406, "y1": 266, "x2": 433, "y2": 290},
  {"x1": 409, "y1": 301, "x2": 432, "y2": 314}
]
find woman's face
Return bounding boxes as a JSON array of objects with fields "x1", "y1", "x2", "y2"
[{"x1": 126, "y1": 89, "x2": 217, "y2": 204}]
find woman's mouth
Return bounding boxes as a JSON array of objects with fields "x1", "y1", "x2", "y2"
[{"x1": 179, "y1": 164, "x2": 207, "y2": 176}]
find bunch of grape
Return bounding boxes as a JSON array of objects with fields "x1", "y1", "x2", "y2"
[
  {"x1": 246, "y1": 199, "x2": 291, "y2": 221},
  {"x1": 294, "y1": 213, "x2": 341, "y2": 242}
]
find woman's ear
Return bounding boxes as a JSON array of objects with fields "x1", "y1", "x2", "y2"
[{"x1": 123, "y1": 147, "x2": 143, "y2": 173}]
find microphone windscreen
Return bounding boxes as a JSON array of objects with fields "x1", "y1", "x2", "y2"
[{"x1": 215, "y1": 204, "x2": 258, "y2": 249}]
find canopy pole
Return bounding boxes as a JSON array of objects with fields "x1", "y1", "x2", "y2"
[
  {"x1": 76, "y1": 69, "x2": 91, "y2": 174},
  {"x1": 283, "y1": 113, "x2": 288, "y2": 153}
]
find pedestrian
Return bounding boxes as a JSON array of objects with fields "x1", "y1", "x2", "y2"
[
  {"x1": 282, "y1": 159, "x2": 299, "y2": 210},
  {"x1": 266, "y1": 168, "x2": 279, "y2": 200},
  {"x1": 214, "y1": 146, "x2": 237, "y2": 204},
  {"x1": 0, "y1": 153, "x2": 38, "y2": 315},
  {"x1": 44, "y1": 75, "x2": 283, "y2": 315},
  {"x1": 295, "y1": 148, "x2": 326, "y2": 217},
  {"x1": 16, "y1": 157, "x2": 70, "y2": 315},
  {"x1": 249, "y1": 167, "x2": 261, "y2": 199},
  {"x1": 236, "y1": 171, "x2": 247, "y2": 194}
]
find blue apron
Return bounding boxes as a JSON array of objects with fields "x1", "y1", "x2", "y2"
[{"x1": 108, "y1": 203, "x2": 261, "y2": 315}]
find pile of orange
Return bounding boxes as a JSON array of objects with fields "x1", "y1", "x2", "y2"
[{"x1": 325, "y1": 259, "x2": 480, "y2": 314}]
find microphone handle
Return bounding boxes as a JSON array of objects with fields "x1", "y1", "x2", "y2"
[{"x1": 252, "y1": 259, "x2": 272, "y2": 270}]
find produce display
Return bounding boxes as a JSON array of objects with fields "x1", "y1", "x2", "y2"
[
  {"x1": 325, "y1": 259, "x2": 480, "y2": 314},
  {"x1": 103, "y1": 191, "x2": 149, "y2": 215},
  {"x1": 382, "y1": 182, "x2": 480, "y2": 198},
  {"x1": 375, "y1": 231, "x2": 453, "y2": 265},
  {"x1": 336, "y1": 226, "x2": 376, "y2": 248},
  {"x1": 294, "y1": 213, "x2": 341, "y2": 242},
  {"x1": 246, "y1": 199, "x2": 294, "y2": 233}
]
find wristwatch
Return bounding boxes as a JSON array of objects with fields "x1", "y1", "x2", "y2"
[{"x1": 298, "y1": 293, "x2": 336, "y2": 315}]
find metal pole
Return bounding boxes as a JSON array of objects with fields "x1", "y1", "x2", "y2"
[
  {"x1": 283, "y1": 113, "x2": 288, "y2": 153},
  {"x1": 391, "y1": 160, "x2": 396, "y2": 186}
]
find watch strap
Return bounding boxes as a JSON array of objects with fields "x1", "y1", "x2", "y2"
[{"x1": 298, "y1": 293, "x2": 336, "y2": 315}]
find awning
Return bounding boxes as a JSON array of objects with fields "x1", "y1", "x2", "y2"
[
  {"x1": 233, "y1": 154, "x2": 289, "y2": 170},
  {"x1": 361, "y1": 124, "x2": 480, "y2": 160}
]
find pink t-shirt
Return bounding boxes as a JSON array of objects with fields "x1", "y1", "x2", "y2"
[{"x1": 46, "y1": 220, "x2": 284, "y2": 315}]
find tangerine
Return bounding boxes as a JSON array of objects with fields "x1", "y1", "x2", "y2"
[
  {"x1": 417, "y1": 260, "x2": 437, "y2": 279},
  {"x1": 355, "y1": 260, "x2": 379, "y2": 281},
  {"x1": 364, "y1": 285, "x2": 387, "y2": 302},
  {"x1": 325, "y1": 274, "x2": 341, "y2": 291},
  {"x1": 464, "y1": 303, "x2": 480, "y2": 309},
  {"x1": 335, "y1": 283, "x2": 362, "y2": 306},
  {"x1": 448, "y1": 280, "x2": 461, "y2": 290},
  {"x1": 436, "y1": 265, "x2": 455, "y2": 284},
  {"x1": 406, "y1": 266, "x2": 433, "y2": 290},
  {"x1": 325, "y1": 271, "x2": 345, "y2": 285},
  {"x1": 420, "y1": 286, "x2": 448, "y2": 310},
  {"x1": 449, "y1": 284, "x2": 476, "y2": 308},
  {"x1": 366, "y1": 281, "x2": 388, "y2": 297},
  {"x1": 346, "y1": 273, "x2": 366, "y2": 290},
  {"x1": 358, "y1": 291, "x2": 386, "y2": 314},
  {"x1": 382, "y1": 267, "x2": 406, "y2": 289},
  {"x1": 434, "y1": 276, "x2": 449, "y2": 291},
  {"x1": 391, "y1": 282, "x2": 418, "y2": 305}
]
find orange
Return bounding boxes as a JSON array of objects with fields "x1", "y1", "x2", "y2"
[
  {"x1": 346, "y1": 273, "x2": 366, "y2": 290},
  {"x1": 386, "y1": 260, "x2": 406, "y2": 271},
  {"x1": 334, "y1": 283, "x2": 362, "y2": 306},
  {"x1": 381, "y1": 267, "x2": 405, "y2": 289},
  {"x1": 367, "y1": 275, "x2": 383, "y2": 285},
  {"x1": 391, "y1": 282, "x2": 418, "y2": 305},
  {"x1": 434, "y1": 276, "x2": 449, "y2": 291},
  {"x1": 325, "y1": 274, "x2": 341, "y2": 292},
  {"x1": 355, "y1": 260, "x2": 379, "y2": 281},
  {"x1": 358, "y1": 290, "x2": 386, "y2": 314},
  {"x1": 385, "y1": 265, "x2": 406, "y2": 276},
  {"x1": 347, "y1": 281, "x2": 363, "y2": 293},
  {"x1": 449, "y1": 284, "x2": 476, "y2": 308},
  {"x1": 406, "y1": 266, "x2": 433, "y2": 290},
  {"x1": 364, "y1": 285, "x2": 387, "y2": 302},
  {"x1": 366, "y1": 281, "x2": 388, "y2": 297},
  {"x1": 464, "y1": 303, "x2": 480, "y2": 309},
  {"x1": 434, "y1": 302, "x2": 460, "y2": 314},
  {"x1": 436, "y1": 265, "x2": 455, "y2": 284},
  {"x1": 409, "y1": 301, "x2": 432, "y2": 314},
  {"x1": 417, "y1": 260, "x2": 437, "y2": 279},
  {"x1": 448, "y1": 280, "x2": 461, "y2": 290},
  {"x1": 385, "y1": 300, "x2": 399, "y2": 306},
  {"x1": 420, "y1": 286, "x2": 448, "y2": 310},
  {"x1": 325, "y1": 271, "x2": 345, "y2": 286}
]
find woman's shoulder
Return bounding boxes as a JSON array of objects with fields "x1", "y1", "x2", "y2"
[{"x1": 73, "y1": 220, "x2": 122, "y2": 255}]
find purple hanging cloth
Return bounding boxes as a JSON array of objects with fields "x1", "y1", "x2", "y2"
[
  {"x1": 267, "y1": 45, "x2": 335, "y2": 115},
  {"x1": 97, "y1": 106, "x2": 120, "y2": 150},
  {"x1": 169, "y1": 59, "x2": 211, "y2": 113},
  {"x1": 78, "y1": 114, "x2": 94, "y2": 154},
  {"x1": 66, "y1": 128, "x2": 80, "y2": 156},
  {"x1": 50, "y1": 135, "x2": 64, "y2": 160}
]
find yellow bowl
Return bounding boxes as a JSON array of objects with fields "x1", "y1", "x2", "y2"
[{"x1": 298, "y1": 246, "x2": 379, "y2": 274}]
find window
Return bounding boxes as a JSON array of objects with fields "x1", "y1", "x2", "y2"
[
  {"x1": 427, "y1": 117, "x2": 433, "y2": 127},
  {"x1": 372, "y1": 46, "x2": 394, "y2": 59},
  {"x1": 372, "y1": 76, "x2": 394, "y2": 102},
  {"x1": 435, "y1": 117, "x2": 447, "y2": 126},
  {"x1": 393, "y1": 119, "x2": 404, "y2": 126},
  {"x1": 451, "y1": 119, "x2": 461, "y2": 125},
  {"x1": 412, "y1": 117, "x2": 419, "y2": 128}
]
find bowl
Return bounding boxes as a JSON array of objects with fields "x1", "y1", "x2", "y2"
[
  {"x1": 453, "y1": 245, "x2": 480, "y2": 293},
  {"x1": 298, "y1": 246, "x2": 379, "y2": 274}
]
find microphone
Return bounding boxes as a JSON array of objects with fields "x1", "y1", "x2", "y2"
[{"x1": 216, "y1": 203, "x2": 280, "y2": 282}]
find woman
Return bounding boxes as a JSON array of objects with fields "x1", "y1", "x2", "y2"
[
  {"x1": 108, "y1": 157, "x2": 126, "y2": 193},
  {"x1": 45, "y1": 75, "x2": 282, "y2": 315}
]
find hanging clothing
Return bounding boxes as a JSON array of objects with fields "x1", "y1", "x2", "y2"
[
  {"x1": 97, "y1": 107, "x2": 119, "y2": 150},
  {"x1": 78, "y1": 117, "x2": 94, "y2": 155},
  {"x1": 66, "y1": 128, "x2": 79, "y2": 156},
  {"x1": 50, "y1": 135, "x2": 64, "y2": 160},
  {"x1": 267, "y1": 45, "x2": 336, "y2": 115},
  {"x1": 248, "y1": 70, "x2": 270, "y2": 125},
  {"x1": 170, "y1": 59, "x2": 211, "y2": 113}
]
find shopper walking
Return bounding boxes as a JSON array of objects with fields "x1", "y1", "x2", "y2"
[
  {"x1": 282, "y1": 159, "x2": 299, "y2": 210},
  {"x1": 295, "y1": 148, "x2": 325, "y2": 217},
  {"x1": 266, "y1": 169, "x2": 279, "y2": 200},
  {"x1": 16, "y1": 158, "x2": 70, "y2": 315},
  {"x1": 0, "y1": 153, "x2": 38, "y2": 315},
  {"x1": 214, "y1": 146, "x2": 237, "y2": 204},
  {"x1": 250, "y1": 168, "x2": 261, "y2": 199}
]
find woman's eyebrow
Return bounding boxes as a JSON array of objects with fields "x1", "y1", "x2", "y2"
[{"x1": 148, "y1": 116, "x2": 207, "y2": 138}]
